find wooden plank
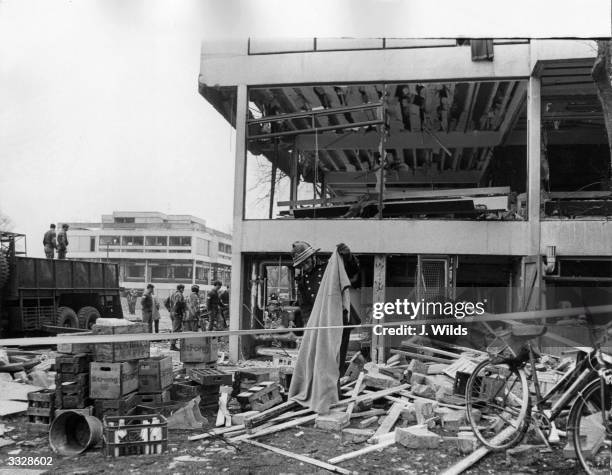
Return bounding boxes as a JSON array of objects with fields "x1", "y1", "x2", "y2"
[
  {"x1": 370, "y1": 402, "x2": 403, "y2": 442},
  {"x1": 244, "y1": 439, "x2": 351, "y2": 475},
  {"x1": 390, "y1": 349, "x2": 452, "y2": 364},
  {"x1": 243, "y1": 399, "x2": 299, "y2": 430},
  {"x1": 332, "y1": 383, "x2": 410, "y2": 408},
  {"x1": 548, "y1": 191, "x2": 612, "y2": 199},
  {"x1": 372, "y1": 255, "x2": 386, "y2": 364},
  {"x1": 2, "y1": 382, "x2": 43, "y2": 402},
  {"x1": 0, "y1": 400, "x2": 28, "y2": 416},
  {"x1": 440, "y1": 426, "x2": 516, "y2": 475},
  {"x1": 328, "y1": 439, "x2": 395, "y2": 464},
  {"x1": 230, "y1": 414, "x2": 318, "y2": 442},
  {"x1": 345, "y1": 372, "x2": 365, "y2": 417}
]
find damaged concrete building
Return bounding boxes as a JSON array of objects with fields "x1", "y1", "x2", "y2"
[{"x1": 198, "y1": 38, "x2": 612, "y2": 362}]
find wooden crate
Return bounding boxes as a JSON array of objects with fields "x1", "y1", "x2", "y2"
[
  {"x1": 56, "y1": 383, "x2": 91, "y2": 409},
  {"x1": 138, "y1": 356, "x2": 173, "y2": 394},
  {"x1": 136, "y1": 390, "x2": 172, "y2": 407},
  {"x1": 57, "y1": 332, "x2": 94, "y2": 354},
  {"x1": 55, "y1": 353, "x2": 91, "y2": 373},
  {"x1": 94, "y1": 391, "x2": 138, "y2": 419},
  {"x1": 188, "y1": 368, "x2": 232, "y2": 386},
  {"x1": 56, "y1": 372, "x2": 89, "y2": 388},
  {"x1": 179, "y1": 337, "x2": 218, "y2": 363},
  {"x1": 237, "y1": 382, "x2": 283, "y2": 411},
  {"x1": 171, "y1": 381, "x2": 201, "y2": 401},
  {"x1": 92, "y1": 322, "x2": 150, "y2": 362},
  {"x1": 90, "y1": 361, "x2": 139, "y2": 399}
]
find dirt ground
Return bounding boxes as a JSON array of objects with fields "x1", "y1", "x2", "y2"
[{"x1": 0, "y1": 408, "x2": 584, "y2": 475}]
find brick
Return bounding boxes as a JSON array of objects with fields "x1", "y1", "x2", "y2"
[
  {"x1": 342, "y1": 428, "x2": 374, "y2": 443},
  {"x1": 414, "y1": 400, "x2": 437, "y2": 424},
  {"x1": 440, "y1": 410, "x2": 466, "y2": 431},
  {"x1": 396, "y1": 425, "x2": 441, "y2": 449},
  {"x1": 410, "y1": 373, "x2": 427, "y2": 385},
  {"x1": 399, "y1": 403, "x2": 417, "y2": 423},
  {"x1": 456, "y1": 431, "x2": 478, "y2": 454},
  {"x1": 363, "y1": 373, "x2": 400, "y2": 390},
  {"x1": 412, "y1": 384, "x2": 436, "y2": 399},
  {"x1": 408, "y1": 359, "x2": 429, "y2": 375},
  {"x1": 231, "y1": 410, "x2": 260, "y2": 426},
  {"x1": 315, "y1": 412, "x2": 350, "y2": 431}
]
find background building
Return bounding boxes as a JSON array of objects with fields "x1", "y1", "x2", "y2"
[{"x1": 66, "y1": 211, "x2": 232, "y2": 296}]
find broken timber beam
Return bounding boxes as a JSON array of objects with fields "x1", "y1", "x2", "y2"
[
  {"x1": 440, "y1": 426, "x2": 516, "y2": 475},
  {"x1": 369, "y1": 402, "x2": 403, "y2": 443},
  {"x1": 229, "y1": 414, "x2": 318, "y2": 442},
  {"x1": 390, "y1": 349, "x2": 452, "y2": 364},
  {"x1": 345, "y1": 372, "x2": 365, "y2": 418},
  {"x1": 243, "y1": 400, "x2": 299, "y2": 430},
  {"x1": 331, "y1": 384, "x2": 410, "y2": 408},
  {"x1": 244, "y1": 439, "x2": 351, "y2": 475},
  {"x1": 328, "y1": 438, "x2": 395, "y2": 464}
]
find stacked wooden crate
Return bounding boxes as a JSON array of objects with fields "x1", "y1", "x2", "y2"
[
  {"x1": 27, "y1": 389, "x2": 56, "y2": 432},
  {"x1": 89, "y1": 320, "x2": 149, "y2": 419},
  {"x1": 136, "y1": 356, "x2": 174, "y2": 410},
  {"x1": 55, "y1": 353, "x2": 92, "y2": 410}
]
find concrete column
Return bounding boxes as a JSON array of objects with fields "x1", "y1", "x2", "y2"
[
  {"x1": 229, "y1": 84, "x2": 247, "y2": 363},
  {"x1": 371, "y1": 254, "x2": 386, "y2": 364},
  {"x1": 527, "y1": 76, "x2": 541, "y2": 255}
]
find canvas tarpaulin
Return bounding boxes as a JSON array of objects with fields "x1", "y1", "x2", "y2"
[{"x1": 288, "y1": 250, "x2": 351, "y2": 414}]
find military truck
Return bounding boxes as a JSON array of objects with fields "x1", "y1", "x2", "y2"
[{"x1": 0, "y1": 231, "x2": 123, "y2": 336}]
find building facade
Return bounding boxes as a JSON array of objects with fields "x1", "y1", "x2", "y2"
[
  {"x1": 66, "y1": 212, "x2": 232, "y2": 296},
  {"x1": 199, "y1": 38, "x2": 612, "y2": 361}
]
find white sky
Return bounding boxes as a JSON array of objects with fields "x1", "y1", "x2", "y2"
[{"x1": 0, "y1": 0, "x2": 609, "y2": 256}]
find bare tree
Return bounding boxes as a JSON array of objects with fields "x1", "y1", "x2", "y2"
[
  {"x1": 591, "y1": 39, "x2": 612, "y2": 189},
  {"x1": 0, "y1": 208, "x2": 13, "y2": 231}
]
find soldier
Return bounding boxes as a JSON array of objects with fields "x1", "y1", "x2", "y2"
[
  {"x1": 57, "y1": 224, "x2": 69, "y2": 259},
  {"x1": 141, "y1": 284, "x2": 155, "y2": 333},
  {"x1": 42, "y1": 224, "x2": 57, "y2": 259},
  {"x1": 206, "y1": 280, "x2": 223, "y2": 331},
  {"x1": 219, "y1": 286, "x2": 230, "y2": 328},
  {"x1": 291, "y1": 241, "x2": 361, "y2": 375},
  {"x1": 169, "y1": 284, "x2": 186, "y2": 351},
  {"x1": 185, "y1": 284, "x2": 201, "y2": 332}
]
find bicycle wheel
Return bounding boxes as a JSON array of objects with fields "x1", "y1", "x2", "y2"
[
  {"x1": 465, "y1": 358, "x2": 530, "y2": 450},
  {"x1": 569, "y1": 379, "x2": 611, "y2": 475}
]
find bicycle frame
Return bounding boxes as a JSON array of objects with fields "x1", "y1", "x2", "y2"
[{"x1": 528, "y1": 343, "x2": 600, "y2": 422}]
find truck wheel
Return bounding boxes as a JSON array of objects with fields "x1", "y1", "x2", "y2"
[
  {"x1": 56, "y1": 306, "x2": 78, "y2": 328},
  {"x1": 77, "y1": 306, "x2": 100, "y2": 329},
  {"x1": 0, "y1": 252, "x2": 8, "y2": 289}
]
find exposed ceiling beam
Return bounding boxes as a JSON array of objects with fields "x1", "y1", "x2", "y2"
[
  {"x1": 456, "y1": 83, "x2": 475, "y2": 132},
  {"x1": 497, "y1": 81, "x2": 528, "y2": 144}
]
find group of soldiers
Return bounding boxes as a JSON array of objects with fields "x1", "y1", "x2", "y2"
[
  {"x1": 138, "y1": 280, "x2": 228, "y2": 350},
  {"x1": 42, "y1": 223, "x2": 69, "y2": 259}
]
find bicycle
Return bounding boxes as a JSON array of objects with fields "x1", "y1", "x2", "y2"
[{"x1": 465, "y1": 318, "x2": 612, "y2": 475}]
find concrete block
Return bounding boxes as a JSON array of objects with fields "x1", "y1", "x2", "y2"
[
  {"x1": 315, "y1": 412, "x2": 350, "y2": 431},
  {"x1": 396, "y1": 425, "x2": 441, "y2": 449},
  {"x1": 364, "y1": 373, "x2": 400, "y2": 390},
  {"x1": 342, "y1": 428, "x2": 374, "y2": 443},
  {"x1": 425, "y1": 374, "x2": 455, "y2": 393},
  {"x1": 410, "y1": 372, "x2": 427, "y2": 385},
  {"x1": 399, "y1": 403, "x2": 417, "y2": 423},
  {"x1": 427, "y1": 363, "x2": 451, "y2": 375},
  {"x1": 412, "y1": 384, "x2": 437, "y2": 400},
  {"x1": 231, "y1": 410, "x2": 260, "y2": 426},
  {"x1": 408, "y1": 359, "x2": 429, "y2": 375},
  {"x1": 440, "y1": 410, "x2": 466, "y2": 431},
  {"x1": 456, "y1": 431, "x2": 478, "y2": 454}
]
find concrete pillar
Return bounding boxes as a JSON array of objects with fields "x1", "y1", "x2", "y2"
[
  {"x1": 229, "y1": 84, "x2": 247, "y2": 363},
  {"x1": 527, "y1": 76, "x2": 541, "y2": 255}
]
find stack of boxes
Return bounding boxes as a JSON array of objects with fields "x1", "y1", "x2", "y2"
[
  {"x1": 55, "y1": 353, "x2": 92, "y2": 410},
  {"x1": 136, "y1": 356, "x2": 173, "y2": 411},
  {"x1": 26, "y1": 389, "x2": 56, "y2": 432},
  {"x1": 89, "y1": 320, "x2": 149, "y2": 419}
]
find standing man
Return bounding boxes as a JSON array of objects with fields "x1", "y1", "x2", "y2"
[
  {"x1": 219, "y1": 286, "x2": 230, "y2": 329},
  {"x1": 43, "y1": 224, "x2": 57, "y2": 259},
  {"x1": 291, "y1": 241, "x2": 361, "y2": 375},
  {"x1": 57, "y1": 224, "x2": 69, "y2": 260},
  {"x1": 141, "y1": 284, "x2": 155, "y2": 333},
  {"x1": 169, "y1": 284, "x2": 185, "y2": 351},
  {"x1": 206, "y1": 280, "x2": 223, "y2": 331},
  {"x1": 185, "y1": 284, "x2": 201, "y2": 332}
]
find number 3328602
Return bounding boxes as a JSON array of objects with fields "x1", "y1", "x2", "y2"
[{"x1": 8, "y1": 456, "x2": 53, "y2": 466}]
